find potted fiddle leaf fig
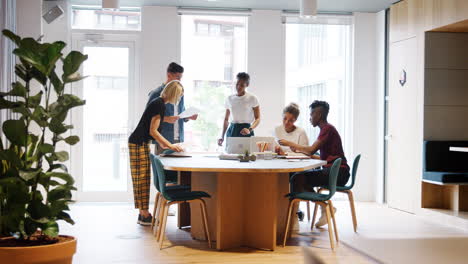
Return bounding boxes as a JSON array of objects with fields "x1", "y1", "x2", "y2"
[{"x1": 0, "y1": 29, "x2": 87, "y2": 264}]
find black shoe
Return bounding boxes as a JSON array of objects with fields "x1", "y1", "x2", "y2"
[
  {"x1": 137, "y1": 214, "x2": 152, "y2": 226},
  {"x1": 297, "y1": 210, "x2": 304, "y2": 222}
]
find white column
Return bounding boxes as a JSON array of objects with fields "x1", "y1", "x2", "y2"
[{"x1": 248, "y1": 10, "x2": 286, "y2": 136}]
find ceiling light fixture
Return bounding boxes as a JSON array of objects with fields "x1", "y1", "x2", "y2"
[
  {"x1": 300, "y1": 0, "x2": 317, "y2": 18},
  {"x1": 102, "y1": 0, "x2": 119, "y2": 10}
]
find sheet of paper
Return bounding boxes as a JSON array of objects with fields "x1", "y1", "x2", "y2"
[{"x1": 178, "y1": 107, "x2": 200, "y2": 119}]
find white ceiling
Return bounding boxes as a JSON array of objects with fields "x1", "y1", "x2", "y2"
[{"x1": 69, "y1": 0, "x2": 398, "y2": 13}]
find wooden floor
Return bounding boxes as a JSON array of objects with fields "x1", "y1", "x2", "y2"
[{"x1": 60, "y1": 202, "x2": 375, "y2": 264}]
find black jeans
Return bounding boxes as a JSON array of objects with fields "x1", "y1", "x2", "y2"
[{"x1": 290, "y1": 167, "x2": 350, "y2": 193}]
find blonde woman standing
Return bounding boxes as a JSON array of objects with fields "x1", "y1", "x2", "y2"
[{"x1": 128, "y1": 80, "x2": 184, "y2": 225}]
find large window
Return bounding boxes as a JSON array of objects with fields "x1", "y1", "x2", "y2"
[
  {"x1": 285, "y1": 16, "x2": 353, "y2": 154},
  {"x1": 181, "y1": 15, "x2": 248, "y2": 151},
  {"x1": 71, "y1": 6, "x2": 141, "y2": 31}
]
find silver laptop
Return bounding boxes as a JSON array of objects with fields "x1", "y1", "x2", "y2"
[{"x1": 226, "y1": 137, "x2": 251, "y2": 154}]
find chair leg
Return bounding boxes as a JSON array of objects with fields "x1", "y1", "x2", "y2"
[
  {"x1": 347, "y1": 190, "x2": 358, "y2": 232},
  {"x1": 282, "y1": 199, "x2": 296, "y2": 247},
  {"x1": 311, "y1": 203, "x2": 319, "y2": 230},
  {"x1": 328, "y1": 200, "x2": 339, "y2": 243},
  {"x1": 159, "y1": 202, "x2": 170, "y2": 249},
  {"x1": 151, "y1": 192, "x2": 160, "y2": 229},
  {"x1": 154, "y1": 195, "x2": 165, "y2": 236},
  {"x1": 156, "y1": 199, "x2": 166, "y2": 241},
  {"x1": 324, "y1": 203, "x2": 335, "y2": 250},
  {"x1": 307, "y1": 201, "x2": 311, "y2": 222},
  {"x1": 198, "y1": 199, "x2": 212, "y2": 249}
]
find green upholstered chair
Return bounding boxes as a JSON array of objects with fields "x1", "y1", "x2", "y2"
[
  {"x1": 149, "y1": 152, "x2": 190, "y2": 229},
  {"x1": 283, "y1": 158, "x2": 342, "y2": 250},
  {"x1": 149, "y1": 153, "x2": 212, "y2": 249},
  {"x1": 315, "y1": 154, "x2": 361, "y2": 232}
]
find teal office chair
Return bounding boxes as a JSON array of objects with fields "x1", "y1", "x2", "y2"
[
  {"x1": 150, "y1": 152, "x2": 190, "y2": 229},
  {"x1": 159, "y1": 149, "x2": 180, "y2": 184},
  {"x1": 314, "y1": 154, "x2": 361, "y2": 232},
  {"x1": 283, "y1": 158, "x2": 342, "y2": 250},
  {"x1": 149, "y1": 153, "x2": 212, "y2": 249}
]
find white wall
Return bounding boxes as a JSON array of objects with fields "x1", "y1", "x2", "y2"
[
  {"x1": 247, "y1": 10, "x2": 286, "y2": 136},
  {"x1": 139, "y1": 6, "x2": 181, "y2": 125},
  {"x1": 42, "y1": 1, "x2": 70, "y2": 45},
  {"x1": 352, "y1": 12, "x2": 386, "y2": 202},
  {"x1": 16, "y1": 0, "x2": 42, "y2": 38}
]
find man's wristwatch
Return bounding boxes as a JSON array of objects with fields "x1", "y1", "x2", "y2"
[{"x1": 248, "y1": 127, "x2": 253, "y2": 133}]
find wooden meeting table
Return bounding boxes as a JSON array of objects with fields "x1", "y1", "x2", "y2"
[{"x1": 159, "y1": 154, "x2": 326, "y2": 251}]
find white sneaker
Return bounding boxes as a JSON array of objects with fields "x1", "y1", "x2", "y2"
[
  {"x1": 315, "y1": 207, "x2": 337, "y2": 228},
  {"x1": 168, "y1": 210, "x2": 176, "y2": 216}
]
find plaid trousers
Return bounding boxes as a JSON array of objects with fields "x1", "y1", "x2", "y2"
[{"x1": 128, "y1": 143, "x2": 151, "y2": 210}]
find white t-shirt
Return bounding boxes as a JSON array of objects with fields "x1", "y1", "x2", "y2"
[
  {"x1": 224, "y1": 92, "x2": 259, "y2": 124},
  {"x1": 274, "y1": 125, "x2": 309, "y2": 153}
]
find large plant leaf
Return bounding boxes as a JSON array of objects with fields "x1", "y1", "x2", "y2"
[
  {"x1": 24, "y1": 218, "x2": 40, "y2": 237},
  {"x1": 19, "y1": 169, "x2": 41, "y2": 181},
  {"x1": 12, "y1": 105, "x2": 31, "y2": 117},
  {"x1": 50, "y1": 71, "x2": 64, "y2": 95},
  {"x1": 14, "y1": 64, "x2": 29, "y2": 82},
  {"x1": 57, "y1": 212, "x2": 75, "y2": 225},
  {"x1": 65, "y1": 72, "x2": 87, "y2": 83},
  {"x1": 26, "y1": 134, "x2": 39, "y2": 159},
  {"x1": 62, "y1": 51, "x2": 88, "y2": 83},
  {"x1": 31, "y1": 105, "x2": 49, "y2": 127},
  {"x1": 61, "y1": 93, "x2": 86, "y2": 109},
  {"x1": 0, "y1": 96, "x2": 22, "y2": 109},
  {"x1": 27, "y1": 91, "x2": 43, "y2": 108},
  {"x1": 9, "y1": 82, "x2": 27, "y2": 97},
  {"x1": 48, "y1": 186, "x2": 73, "y2": 201},
  {"x1": 0, "y1": 149, "x2": 22, "y2": 167},
  {"x1": 49, "y1": 118, "x2": 67, "y2": 134},
  {"x1": 2, "y1": 29, "x2": 21, "y2": 46},
  {"x1": 44, "y1": 41, "x2": 66, "y2": 75},
  {"x1": 64, "y1": 136, "x2": 80, "y2": 145},
  {"x1": 2, "y1": 119, "x2": 27, "y2": 146},
  {"x1": 54, "y1": 151, "x2": 69, "y2": 162},
  {"x1": 38, "y1": 143, "x2": 54, "y2": 154},
  {"x1": 13, "y1": 38, "x2": 47, "y2": 74},
  {"x1": 42, "y1": 221, "x2": 59, "y2": 237},
  {"x1": 50, "y1": 200, "x2": 70, "y2": 216},
  {"x1": 46, "y1": 172, "x2": 74, "y2": 185},
  {"x1": 49, "y1": 94, "x2": 85, "y2": 124},
  {"x1": 1, "y1": 177, "x2": 29, "y2": 204},
  {"x1": 30, "y1": 67, "x2": 47, "y2": 86},
  {"x1": 27, "y1": 200, "x2": 51, "y2": 220},
  {"x1": 50, "y1": 163, "x2": 68, "y2": 172}
]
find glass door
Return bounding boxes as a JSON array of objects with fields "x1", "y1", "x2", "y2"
[{"x1": 71, "y1": 34, "x2": 137, "y2": 202}]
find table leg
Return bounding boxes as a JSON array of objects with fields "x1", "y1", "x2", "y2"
[
  {"x1": 177, "y1": 171, "x2": 191, "y2": 228},
  {"x1": 190, "y1": 172, "x2": 291, "y2": 251}
]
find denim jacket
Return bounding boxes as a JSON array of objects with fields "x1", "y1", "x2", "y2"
[{"x1": 147, "y1": 83, "x2": 185, "y2": 143}]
